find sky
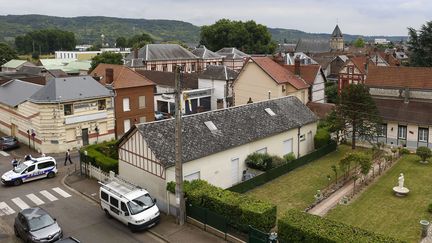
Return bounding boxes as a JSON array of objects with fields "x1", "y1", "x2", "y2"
[{"x1": 0, "y1": 0, "x2": 430, "y2": 36}]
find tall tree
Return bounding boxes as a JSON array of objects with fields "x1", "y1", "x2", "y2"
[
  {"x1": 115, "y1": 37, "x2": 128, "y2": 48},
  {"x1": 128, "y1": 33, "x2": 154, "y2": 49},
  {"x1": 333, "y1": 84, "x2": 381, "y2": 149},
  {"x1": 200, "y1": 19, "x2": 276, "y2": 54},
  {"x1": 408, "y1": 21, "x2": 432, "y2": 67},
  {"x1": 353, "y1": 37, "x2": 365, "y2": 48},
  {"x1": 15, "y1": 29, "x2": 76, "y2": 54},
  {"x1": 0, "y1": 43, "x2": 18, "y2": 66},
  {"x1": 90, "y1": 52, "x2": 123, "y2": 71}
]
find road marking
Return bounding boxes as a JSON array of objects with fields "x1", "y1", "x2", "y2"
[
  {"x1": 26, "y1": 194, "x2": 45, "y2": 206},
  {"x1": 52, "y1": 187, "x2": 72, "y2": 198},
  {"x1": 11, "y1": 197, "x2": 29, "y2": 210},
  {"x1": 0, "y1": 151, "x2": 9, "y2": 157},
  {"x1": 0, "y1": 202, "x2": 15, "y2": 215},
  {"x1": 40, "y1": 190, "x2": 58, "y2": 201}
]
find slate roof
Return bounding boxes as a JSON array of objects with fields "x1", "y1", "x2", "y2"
[
  {"x1": 18, "y1": 66, "x2": 45, "y2": 75},
  {"x1": 332, "y1": 25, "x2": 343, "y2": 38},
  {"x1": 295, "y1": 39, "x2": 331, "y2": 54},
  {"x1": 136, "y1": 70, "x2": 198, "y2": 90},
  {"x1": 248, "y1": 57, "x2": 309, "y2": 89},
  {"x1": 366, "y1": 66, "x2": 432, "y2": 90},
  {"x1": 198, "y1": 65, "x2": 238, "y2": 81},
  {"x1": 132, "y1": 96, "x2": 317, "y2": 167},
  {"x1": 216, "y1": 48, "x2": 249, "y2": 59},
  {"x1": 374, "y1": 98, "x2": 432, "y2": 124},
  {"x1": 125, "y1": 44, "x2": 198, "y2": 65},
  {"x1": 91, "y1": 64, "x2": 155, "y2": 89},
  {"x1": 29, "y1": 76, "x2": 112, "y2": 103},
  {"x1": 0, "y1": 72, "x2": 46, "y2": 86},
  {"x1": 0, "y1": 80, "x2": 42, "y2": 107},
  {"x1": 191, "y1": 46, "x2": 222, "y2": 60}
]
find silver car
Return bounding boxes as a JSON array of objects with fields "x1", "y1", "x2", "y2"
[{"x1": 14, "y1": 207, "x2": 63, "y2": 243}]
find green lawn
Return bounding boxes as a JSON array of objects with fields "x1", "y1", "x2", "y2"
[
  {"x1": 326, "y1": 155, "x2": 432, "y2": 243},
  {"x1": 247, "y1": 145, "x2": 366, "y2": 217}
]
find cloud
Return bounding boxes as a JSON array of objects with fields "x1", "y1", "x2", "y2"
[{"x1": 0, "y1": 0, "x2": 430, "y2": 36}]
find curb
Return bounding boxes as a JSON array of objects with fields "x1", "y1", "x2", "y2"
[{"x1": 61, "y1": 173, "x2": 170, "y2": 243}]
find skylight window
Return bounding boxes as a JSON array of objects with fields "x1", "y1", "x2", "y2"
[
  {"x1": 265, "y1": 108, "x2": 276, "y2": 116},
  {"x1": 204, "y1": 121, "x2": 218, "y2": 131}
]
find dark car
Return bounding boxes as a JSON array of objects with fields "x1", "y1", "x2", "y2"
[
  {"x1": 14, "y1": 207, "x2": 63, "y2": 243},
  {"x1": 0, "y1": 136, "x2": 19, "y2": 151}
]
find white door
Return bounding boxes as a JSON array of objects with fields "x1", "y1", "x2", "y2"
[
  {"x1": 123, "y1": 119, "x2": 131, "y2": 133},
  {"x1": 231, "y1": 158, "x2": 239, "y2": 185}
]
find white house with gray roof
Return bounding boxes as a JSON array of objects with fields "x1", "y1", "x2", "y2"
[
  {"x1": 0, "y1": 76, "x2": 115, "y2": 153},
  {"x1": 124, "y1": 44, "x2": 199, "y2": 73},
  {"x1": 191, "y1": 45, "x2": 223, "y2": 71},
  {"x1": 117, "y1": 96, "x2": 317, "y2": 212},
  {"x1": 216, "y1": 47, "x2": 249, "y2": 71}
]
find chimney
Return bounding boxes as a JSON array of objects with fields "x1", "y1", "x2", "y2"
[
  {"x1": 294, "y1": 57, "x2": 301, "y2": 75},
  {"x1": 106, "y1": 68, "x2": 114, "y2": 84},
  {"x1": 134, "y1": 48, "x2": 138, "y2": 59}
]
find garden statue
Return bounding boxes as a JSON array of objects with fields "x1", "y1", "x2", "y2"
[
  {"x1": 398, "y1": 173, "x2": 404, "y2": 188},
  {"x1": 393, "y1": 172, "x2": 409, "y2": 196}
]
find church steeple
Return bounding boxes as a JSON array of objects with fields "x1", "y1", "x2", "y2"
[{"x1": 330, "y1": 24, "x2": 344, "y2": 51}]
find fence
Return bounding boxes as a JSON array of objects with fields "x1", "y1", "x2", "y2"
[{"x1": 229, "y1": 141, "x2": 337, "y2": 193}]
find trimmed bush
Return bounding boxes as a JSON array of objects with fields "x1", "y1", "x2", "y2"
[
  {"x1": 416, "y1": 146, "x2": 432, "y2": 162},
  {"x1": 166, "y1": 180, "x2": 276, "y2": 232},
  {"x1": 283, "y1": 152, "x2": 296, "y2": 163},
  {"x1": 314, "y1": 128, "x2": 331, "y2": 149},
  {"x1": 399, "y1": 147, "x2": 410, "y2": 155},
  {"x1": 245, "y1": 153, "x2": 273, "y2": 171},
  {"x1": 271, "y1": 155, "x2": 286, "y2": 168},
  {"x1": 278, "y1": 209, "x2": 404, "y2": 243},
  {"x1": 80, "y1": 140, "x2": 118, "y2": 173}
]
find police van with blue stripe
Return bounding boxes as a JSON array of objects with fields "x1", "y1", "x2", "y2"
[{"x1": 1, "y1": 156, "x2": 58, "y2": 186}]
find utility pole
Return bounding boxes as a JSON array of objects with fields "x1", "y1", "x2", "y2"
[{"x1": 174, "y1": 65, "x2": 185, "y2": 225}]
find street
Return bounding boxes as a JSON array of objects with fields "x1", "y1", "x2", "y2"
[{"x1": 0, "y1": 145, "x2": 165, "y2": 243}]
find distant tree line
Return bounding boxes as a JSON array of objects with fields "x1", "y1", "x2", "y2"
[
  {"x1": 115, "y1": 33, "x2": 154, "y2": 49},
  {"x1": 0, "y1": 43, "x2": 18, "y2": 65},
  {"x1": 15, "y1": 29, "x2": 76, "y2": 55},
  {"x1": 200, "y1": 19, "x2": 276, "y2": 54}
]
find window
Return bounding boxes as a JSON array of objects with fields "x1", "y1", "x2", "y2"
[
  {"x1": 398, "y1": 125, "x2": 407, "y2": 139},
  {"x1": 300, "y1": 134, "x2": 306, "y2": 141},
  {"x1": 162, "y1": 64, "x2": 168, "y2": 72},
  {"x1": 191, "y1": 63, "x2": 196, "y2": 72},
  {"x1": 124, "y1": 119, "x2": 131, "y2": 133},
  {"x1": 101, "y1": 191, "x2": 109, "y2": 202},
  {"x1": 151, "y1": 64, "x2": 157, "y2": 71},
  {"x1": 27, "y1": 165, "x2": 35, "y2": 173},
  {"x1": 419, "y1": 128, "x2": 429, "y2": 143},
  {"x1": 283, "y1": 139, "x2": 293, "y2": 155},
  {"x1": 256, "y1": 148, "x2": 267, "y2": 154},
  {"x1": 98, "y1": 99, "x2": 106, "y2": 110},
  {"x1": 110, "y1": 196, "x2": 119, "y2": 208},
  {"x1": 139, "y1": 117, "x2": 146, "y2": 123},
  {"x1": 64, "y1": 104, "x2": 73, "y2": 116},
  {"x1": 204, "y1": 121, "x2": 217, "y2": 131},
  {"x1": 378, "y1": 124, "x2": 387, "y2": 137},
  {"x1": 121, "y1": 202, "x2": 128, "y2": 213},
  {"x1": 138, "y1": 96, "x2": 146, "y2": 109},
  {"x1": 265, "y1": 108, "x2": 276, "y2": 116},
  {"x1": 37, "y1": 161, "x2": 55, "y2": 170},
  {"x1": 122, "y1": 98, "x2": 130, "y2": 112}
]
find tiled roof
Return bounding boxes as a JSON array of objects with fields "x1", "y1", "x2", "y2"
[
  {"x1": 136, "y1": 70, "x2": 198, "y2": 90},
  {"x1": 191, "y1": 46, "x2": 222, "y2": 60},
  {"x1": 306, "y1": 102, "x2": 335, "y2": 119},
  {"x1": 198, "y1": 65, "x2": 238, "y2": 81},
  {"x1": 350, "y1": 56, "x2": 369, "y2": 74},
  {"x1": 331, "y1": 25, "x2": 343, "y2": 38},
  {"x1": 125, "y1": 44, "x2": 198, "y2": 63},
  {"x1": 133, "y1": 96, "x2": 317, "y2": 167},
  {"x1": 374, "y1": 98, "x2": 432, "y2": 124},
  {"x1": 250, "y1": 57, "x2": 309, "y2": 89},
  {"x1": 29, "y1": 76, "x2": 112, "y2": 103},
  {"x1": 0, "y1": 80, "x2": 42, "y2": 107},
  {"x1": 295, "y1": 39, "x2": 331, "y2": 53},
  {"x1": 90, "y1": 64, "x2": 155, "y2": 89},
  {"x1": 366, "y1": 66, "x2": 432, "y2": 89},
  {"x1": 216, "y1": 48, "x2": 249, "y2": 59},
  {"x1": 284, "y1": 65, "x2": 321, "y2": 86}
]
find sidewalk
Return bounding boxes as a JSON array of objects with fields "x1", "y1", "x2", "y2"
[{"x1": 63, "y1": 172, "x2": 226, "y2": 243}]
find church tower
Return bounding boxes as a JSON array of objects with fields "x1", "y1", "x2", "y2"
[{"x1": 330, "y1": 25, "x2": 344, "y2": 51}]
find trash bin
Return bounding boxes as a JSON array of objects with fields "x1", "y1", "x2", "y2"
[{"x1": 420, "y1": 220, "x2": 430, "y2": 237}]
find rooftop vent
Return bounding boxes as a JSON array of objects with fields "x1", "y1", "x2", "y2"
[
  {"x1": 265, "y1": 108, "x2": 276, "y2": 116},
  {"x1": 204, "y1": 121, "x2": 218, "y2": 131}
]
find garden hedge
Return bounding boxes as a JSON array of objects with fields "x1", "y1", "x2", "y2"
[
  {"x1": 314, "y1": 128, "x2": 331, "y2": 149},
  {"x1": 278, "y1": 209, "x2": 405, "y2": 243},
  {"x1": 166, "y1": 180, "x2": 276, "y2": 232},
  {"x1": 80, "y1": 140, "x2": 118, "y2": 173}
]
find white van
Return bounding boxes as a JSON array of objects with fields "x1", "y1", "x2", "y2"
[
  {"x1": 99, "y1": 180, "x2": 160, "y2": 231},
  {"x1": 1, "y1": 157, "x2": 57, "y2": 186}
]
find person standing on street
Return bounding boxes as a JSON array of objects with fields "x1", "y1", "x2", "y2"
[
  {"x1": 64, "y1": 149, "x2": 73, "y2": 166},
  {"x1": 11, "y1": 158, "x2": 18, "y2": 168}
]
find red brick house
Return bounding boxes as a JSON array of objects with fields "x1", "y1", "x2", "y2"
[{"x1": 91, "y1": 64, "x2": 156, "y2": 138}]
